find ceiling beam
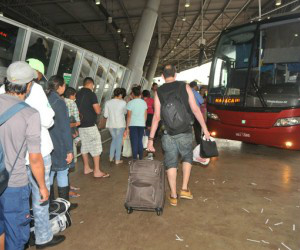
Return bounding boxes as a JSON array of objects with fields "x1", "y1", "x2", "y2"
[{"x1": 55, "y1": 2, "x2": 106, "y2": 57}]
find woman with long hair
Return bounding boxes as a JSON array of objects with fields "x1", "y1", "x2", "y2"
[
  {"x1": 46, "y1": 75, "x2": 77, "y2": 209},
  {"x1": 104, "y1": 88, "x2": 127, "y2": 164}
]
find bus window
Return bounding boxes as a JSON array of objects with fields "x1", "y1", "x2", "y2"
[
  {"x1": 248, "y1": 19, "x2": 300, "y2": 108},
  {"x1": 209, "y1": 25, "x2": 256, "y2": 105}
]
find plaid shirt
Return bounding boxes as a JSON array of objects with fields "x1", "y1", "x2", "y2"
[{"x1": 65, "y1": 98, "x2": 80, "y2": 123}]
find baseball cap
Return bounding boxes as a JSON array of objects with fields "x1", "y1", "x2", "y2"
[
  {"x1": 7, "y1": 61, "x2": 38, "y2": 85},
  {"x1": 26, "y1": 58, "x2": 45, "y2": 74},
  {"x1": 189, "y1": 81, "x2": 198, "y2": 88}
]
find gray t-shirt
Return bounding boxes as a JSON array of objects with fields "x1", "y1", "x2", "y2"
[{"x1": 0, "y1": 94, "x2": 41, "y2": 187}]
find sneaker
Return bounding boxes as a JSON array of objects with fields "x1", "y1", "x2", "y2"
[
  {"x1": 146, "y1": 153, "x2": 154, "y2": 160},
  {"x1": 169, "y1": 195, "x2": 178, "y2": 206},
  {"x1": 179, "y1": 189, "x2": 193, "y2": 200}
]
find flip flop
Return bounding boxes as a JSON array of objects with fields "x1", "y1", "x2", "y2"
[
  {"x1": 69, "y1": 191, "x2": 80, "y2": 198},
  {"x1": 94, "y1": 173, "x2": 110, "y2": 178},
  {"x1": 84, "y1": 169, "x2": 93, "y2": 175},
  {"x1": 70, "y1": 186, "x2": 80, "y2": 191}
]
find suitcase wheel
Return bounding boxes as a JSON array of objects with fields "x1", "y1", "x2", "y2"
[
  {"x1": 156, "y1": 208, "x2": 163, "y2": 216},
  {"x1": 127, "y1": 208, "x2": 133, "y2": 214}
]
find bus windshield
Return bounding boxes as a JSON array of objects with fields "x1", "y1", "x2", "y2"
[{"x1": 209, "y1": 18, "x2": 300, "y2": 108}]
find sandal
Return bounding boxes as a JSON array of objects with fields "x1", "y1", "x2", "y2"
[
  {"x1": 69, "y1": 191, "x2": 80, "y2": 198},
  {"x1": 94, "y1": 173, "x2": 110, "y2": 178}
]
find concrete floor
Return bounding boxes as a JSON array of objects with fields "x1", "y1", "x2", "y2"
[{"x1": 51, "y1": 139, "x2": 299, "y2": 250}]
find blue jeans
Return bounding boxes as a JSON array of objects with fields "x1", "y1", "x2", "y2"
[
  {"x1": 129, "y1": 126, "x2": 145, "y2": 160},
  {"x1": 27, "y1": 155, "x2": 53, "y2": 245},
  {"x1": 109, "y1": 128, "x2": 125, "y2": 161},
  {"x1": 0, "y1": 185, "x2": 31, "y2": 250},
  {"x1": 50, "y1": 168, "x2": 69, "y2": 187}
]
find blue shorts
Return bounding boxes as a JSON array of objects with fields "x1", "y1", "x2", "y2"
[
  {"x1": 161, "y1": 132, "x2": 193, "y2": 169},
  {"x1": 0, "y1": 185, "x2": 31, "y2": 250}
]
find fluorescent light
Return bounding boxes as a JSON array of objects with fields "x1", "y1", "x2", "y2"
[
  {"x1": 0, "y1": 11, "x2": 3, "y2": 17},
  {"x1": 117, "y1": 28, "x2": 121, "y2": 33},
  {"x1": 95, "y1": 0, "x2": 100, "y2": 5},
  {"x1": 177, "y1": 38, "x2": 180, "y2": 41},
  {"x1": 185, "y1": 0, "x2": 190, "y2": 8},
  {"x1": 295, "y1": 33, "x2": 298, "y2": 37},
  {"x1": 275, "y1": 0, "x2": 281, "y2": 6},
  {"x1": 182, "y1": 16, "x2": 186, "y2": 21},
  {"x1": 126, "y1": 44, "x2": 129, "y2": 48}
]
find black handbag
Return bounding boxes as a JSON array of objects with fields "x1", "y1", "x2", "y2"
[{"x1": 200, "y1": 136, "x2": 219, "y2": 158}]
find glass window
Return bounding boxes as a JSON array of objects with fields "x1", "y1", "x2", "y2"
[
  {"x1": 77, "y1": 53, "x2": 93, "y2": 88},
  {"x1": 100, "y1": 63, "x2": 117, "y2": 108},
  {"x1": 209, "y1": 25, "x2": 256, "y2": 105},
  {"x1": 25, "y1": 32, "x2": 55, "y2": 76},
  {"x1": 57, "y1": 45, "x2": 77, "y2": 86},
  {"x1": 0, "y1": 20, "x2": 26, "y2": 82},
  {"x1": 94, "y1": 58, "x2": 109, "y2": 102},
  {"x1": 247, "y1": 19, "x2": 300, "y2": 108},
  {"x1": 115, "y1": 67, "x2": 125, "y2": 89}
]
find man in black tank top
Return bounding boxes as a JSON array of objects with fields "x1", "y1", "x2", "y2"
[{"x1": 147, "y1": 65, "x2": 210, "y2": 207}]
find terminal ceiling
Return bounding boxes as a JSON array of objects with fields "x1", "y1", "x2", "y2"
[{"x1": 0, "y1": 0, "x2": 299, "y2": 75}]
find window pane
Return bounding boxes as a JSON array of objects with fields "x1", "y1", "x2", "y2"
[
  {"x1": 0, "y1": 20, "x2": 26, "y2": 81},
  {"x1": 57, "y1": 45, "x2": 77, "y2": 86},
  {"x1": 25, "y1": 32, "x2": 55, "y2": 76},
  {"x1": 77, "y1": 53, "x2": 93, "y2": 88},
  {"x1": 95, "y1": 58, "x2": 109, "y2": 102},
  {"x1": 100, "y1": 64, "x2": 117, "y2": 108}
]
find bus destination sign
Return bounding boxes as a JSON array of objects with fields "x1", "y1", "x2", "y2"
[{"x1": 215, "y1": 98, "x2": 241, "y2": 104}]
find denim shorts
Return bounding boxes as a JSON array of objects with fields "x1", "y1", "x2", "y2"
[
  {"x1": 161, "y1": 132, "x2": 193, "y2": 169},
  {"x1": 0, "y1": 185, "x2": 31, "y2": 249}
]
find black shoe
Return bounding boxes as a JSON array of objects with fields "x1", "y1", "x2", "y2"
[
  {"x1": 36, "y1": 235, "x2": 66, "y2": 249},
  {"x1": 69, "y1": 202, "x2": 78, "y2": 211},
  {"x1": 57, "y1": 186, "x2": 78, "y2": 211}
]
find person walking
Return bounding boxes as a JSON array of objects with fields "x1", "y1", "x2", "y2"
[
  {"x1": 126, "y1": 87, "x2": 147, "y2": 160},
  {"x1": 104, "y1": 88, "x2": 127, "y2": 165},
  {"x1": 147, "y1": 65, "x2": 210, "y2": 207},
  {"x1": 76, "y1": 77, "x2": 109, "y2": 178},
  {"x1": 46, "y1": 75, "x2": 77, "y2": 210},
  {"x1": 0, "y1": 61, "x2": 49, "y2": 250},
  {"x1": 189, "y1": 81, "x2": 204, "y2": 145},
  {"x1": 25, "y1": 59, "x2": 65, "y2": 248}
]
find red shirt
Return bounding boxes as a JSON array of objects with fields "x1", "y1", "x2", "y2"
[{"x1": 144, "y1": 97, "x2": 154, "y2": 114}]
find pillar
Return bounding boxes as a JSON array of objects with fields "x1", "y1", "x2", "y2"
[
  {"x1": 126, "y1": 0, "x2": 161, "y2": 90},
  {"x1": 146, "y1": 48, "x2": 160, "y2": 89}
]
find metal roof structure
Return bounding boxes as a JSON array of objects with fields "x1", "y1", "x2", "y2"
[{"x1": 0, "y1": 0, "x2": 299, "y2": 75}]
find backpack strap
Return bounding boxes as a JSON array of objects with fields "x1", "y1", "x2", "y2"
[
  {"x1": 0, "y1": 102, "x2": 29, "y2": 178},
  {"x1": 0, "y1": 102, "x2": 29, "y2": 126}
]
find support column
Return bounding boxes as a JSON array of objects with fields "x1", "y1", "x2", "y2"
[
  {"x1": 146, "y1": 48, "x2": 161, "y2": 89},
  {"x1": 126, "y1": 0, "x2": 161, "y2": 89}
]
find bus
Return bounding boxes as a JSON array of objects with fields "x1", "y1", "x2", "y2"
[{"x1": 207, "y1": 12, "x2": 300, "y2": 150}]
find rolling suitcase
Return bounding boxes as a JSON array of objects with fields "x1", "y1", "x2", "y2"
[{"x1": 124, "y1": 159, "x2": 165, "y2": 216}]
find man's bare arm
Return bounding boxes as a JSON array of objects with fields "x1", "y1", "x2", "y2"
[
  {"x1": 29, "y1": 153, "x2": 49, "y2": 202},
  {"x1": 93, "y1": 103, "x2": 101, "y2": 115},
  {"x1": 186, "y1": 84, "x2": 210, "y2": 139}
]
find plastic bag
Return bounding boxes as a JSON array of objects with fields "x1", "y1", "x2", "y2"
[{"x1": 193, "y1": 144, "x2": 210, "y2": 165}]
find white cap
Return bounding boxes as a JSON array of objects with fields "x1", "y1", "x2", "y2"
[{"x1": 7, "y1": 61, "x2": 38, "y2": 85}]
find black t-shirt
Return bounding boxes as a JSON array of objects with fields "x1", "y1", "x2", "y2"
[{"x1": 76, "y1": 88, "x2": 98, "y2": 128}]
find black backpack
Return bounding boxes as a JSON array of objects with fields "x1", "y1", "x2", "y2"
[{"x1": 159, "y1": 82, "x2": 193, "y2": 135}]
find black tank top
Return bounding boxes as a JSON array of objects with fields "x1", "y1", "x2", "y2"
[{"x1": 157, "y1": 81, "x2": 193, "y2": 133}]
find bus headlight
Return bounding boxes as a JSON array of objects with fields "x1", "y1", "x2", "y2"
[
  {"x1": 207, "y1": 112, "x2": 220, "y2": 121},
  {"x1": 274, "y1": 117, "x2": 300, "y2": 127}
]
